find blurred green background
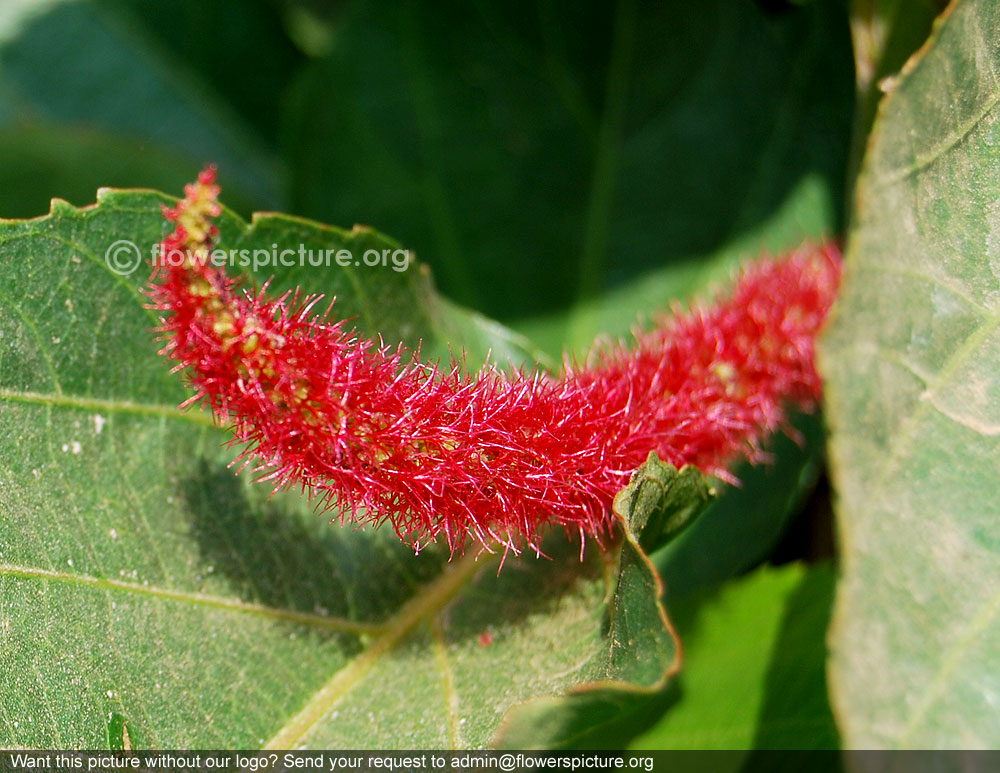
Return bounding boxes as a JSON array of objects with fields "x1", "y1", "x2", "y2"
[{"x1": 0, "y1": 0, "x2": 854, "y2": 354}]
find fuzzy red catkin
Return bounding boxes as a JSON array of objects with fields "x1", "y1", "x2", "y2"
[{"x1": 148, "y1": 167, "x2": 842, "y2": 556}]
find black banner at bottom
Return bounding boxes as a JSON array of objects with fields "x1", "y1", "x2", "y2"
[{"x1": 0, "y1": 750, "x2": 995, "y2": 773}]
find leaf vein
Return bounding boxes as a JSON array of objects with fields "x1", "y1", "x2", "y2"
[
  {"x1": 899, "y1": 586, "x2": 1000, "y2": 745},
  {"x1": 0, "y1": 388, "x2": 217, "y2": 428},
  {"x1": 430, "y1": 617, "x2": 462, "y2": 750},
  {"x1": 0, "y1": 564, "x2": 378, "y2": 634},
  {"x1": 263, "y1": 551, "x2": 492, "y2": 749}
]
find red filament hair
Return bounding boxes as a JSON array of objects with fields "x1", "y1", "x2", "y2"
[{"x1": 148, "y1": 167, "x2": 841, "y2": 555}]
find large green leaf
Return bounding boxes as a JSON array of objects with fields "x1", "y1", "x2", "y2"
[
  {"x1": 0, "y1": 191, "x2": 700, "y2": 748},
  {"x1": 283, "y1": 0, "x2": 854, "y2": 352},
  {"x1": 821, "y1": 0, "x2": 1000, "y2": 749}
]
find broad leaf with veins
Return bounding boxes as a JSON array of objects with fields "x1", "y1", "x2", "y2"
[
  {"x1": 822, "y1": 0, "x2": 1000, "y2": 750},
  {"x1": 0, "y1": 191, "x2": 707, "y2": 748}
]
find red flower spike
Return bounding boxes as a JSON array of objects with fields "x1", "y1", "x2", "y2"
[{"x1": 148, "y1": 168, "x2": 842, "y2": 557}]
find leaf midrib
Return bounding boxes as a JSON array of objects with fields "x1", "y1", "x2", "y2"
[{"x1": 263, "y1": 550, "x2": 494, "y2": 749}]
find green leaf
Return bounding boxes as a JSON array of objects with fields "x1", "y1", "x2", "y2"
[
  {"x1": 656, "y1": 411, "x2": 826, "y2": 599},
  {"x1": 821, "y1": 0, "x2": 1000, "y2": 749},
  {"x1": 88, "y1": 0, "x2": 306, "y2": 147},
  {"x1": 0, "y1": 190, "x2": 695, "y2": 748},
  {"x1": 611, "y1": 453, "x2": 716, "y2": 554},
  {"x1": 492, "y1": 458, "x2": 714, "y2": 749},
  {"x1": 0, "y1": 0, "x2": 285, "y2": 211},
  {"x1": 630, "y1": 563, "x2": 839, "y2": 752},
  {"x1": 283, "y1": 0, "x2": 854, "y2": 352}
]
